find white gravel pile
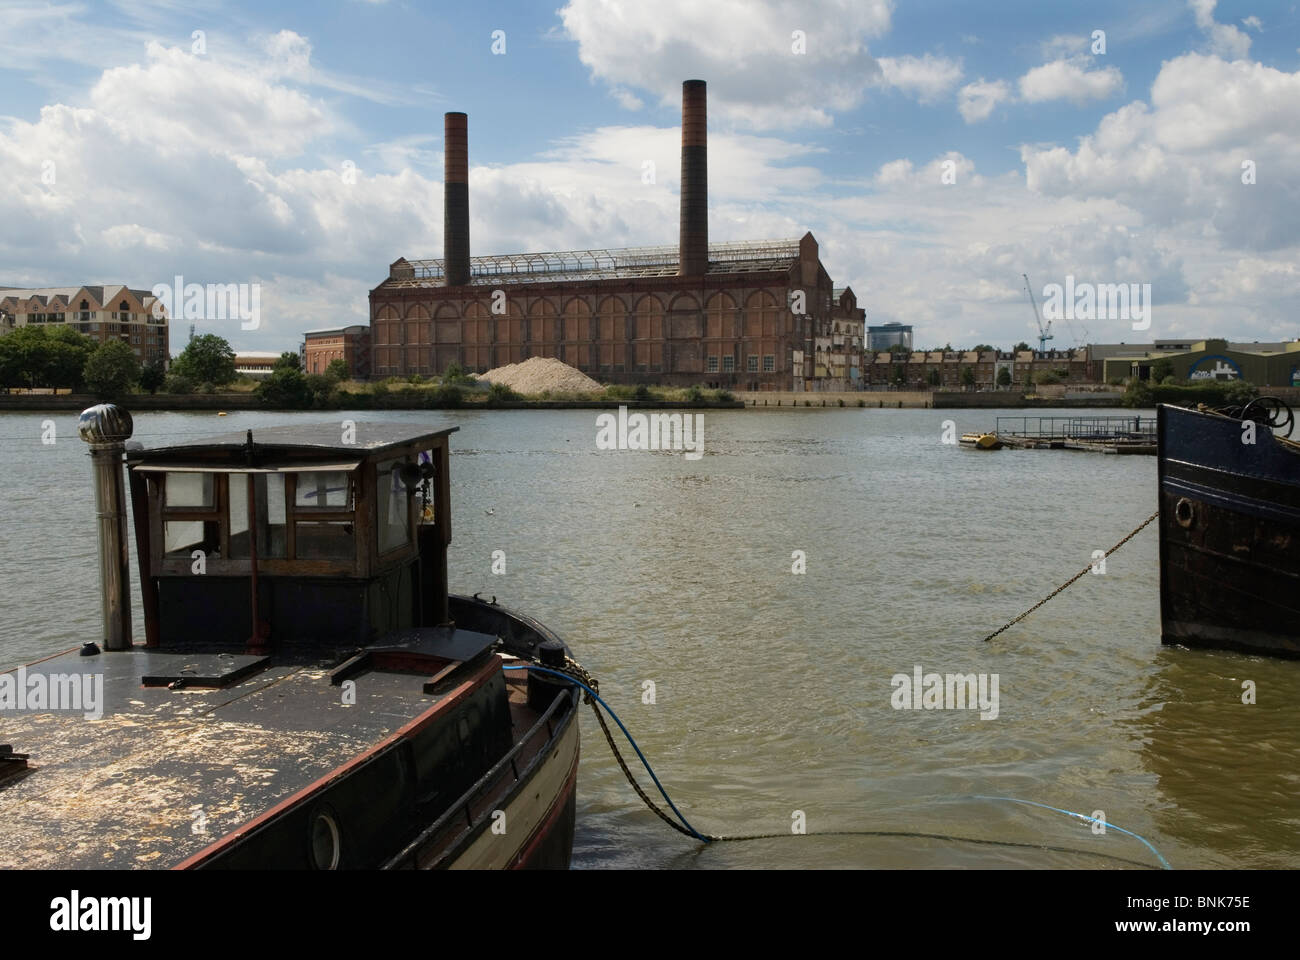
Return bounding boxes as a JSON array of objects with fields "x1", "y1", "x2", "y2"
[{"x1": 475, "y1": 356, "x2": 603, "y2": 395}]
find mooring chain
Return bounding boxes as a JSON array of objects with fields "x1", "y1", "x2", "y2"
[
  {"x1": 983, "y1": 510, "x2": 1160, "y2": 643},
  {"x1": 554, "y1": 652, "x2": 712, "y2": 839}
]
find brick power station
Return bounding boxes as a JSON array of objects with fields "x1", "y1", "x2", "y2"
[{"x1": 366, "y1": 81, "x2": 865, "y2": 392}]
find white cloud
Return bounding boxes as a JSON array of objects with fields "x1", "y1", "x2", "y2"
[
  {"x1": 1241, "y1": 15, "x2": 1262, "y2": 31},
  {"x1": 1188, "y1": 0, "x2": 1252, "y2": 59},
  {"x1": 557, "y1": 0, "x2": 895, "y2": 129},
  {"x1": 1022, "y1": 53, "x2": 1300, "y2": 254},
  {"x1": 876, "y1": 54, "x2": 964, "y2": 103},
  {"x1": 958, "y1": 79, "x2": 1011, "y2": 123},
  {"x1": 3, "y1": 16, "x2": 1297, "y2": 353},
  {"x1": 1019, "y1": 57, "x2": 1124, "y2": 104},
  {"x1": 1040, "y1": 34, "x2": 1088, "y2": 59},
  {"x1": 89, "y1": 41, "x2": 336, "y2": 158},
  {"x1": 610, "y1": 87, "x2": 644, "y2": 111}
]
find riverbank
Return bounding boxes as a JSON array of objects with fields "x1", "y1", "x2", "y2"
[
  {"x1": 0, "y1": 392, "x2": 745, "y2": 411},
  {"x1": 733, "y1": 390, "x2": 1124, "y2": 408},
  {"x1": 0, "y1": 389, "x2": 1130, "y2": 412}
]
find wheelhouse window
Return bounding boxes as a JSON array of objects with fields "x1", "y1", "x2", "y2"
[
  {"x1": 164, "y1": 471, "x2": 214, "y2": 508},
  {"x1": 377, "y1": 458, "x2": 412, "y2": 554},
  {"x1": 148, "y1": 463, "x2": 361, "y2": 570},
  {"x1": 228, "y1": 473, "x2": 288, "y2": 559}
]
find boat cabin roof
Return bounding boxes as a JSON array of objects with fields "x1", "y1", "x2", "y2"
[{"x1": 128, "y1": 421, "x2": 458, "y2": 464}]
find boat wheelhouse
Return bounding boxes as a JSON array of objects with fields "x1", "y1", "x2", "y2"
[{"x1": 0, "y1": 406, "x2": 581, "y2": 868}]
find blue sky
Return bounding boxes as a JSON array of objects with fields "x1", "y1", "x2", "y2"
[{"x1": 2, "y1": 0, "x2": 1297, "y2": 352}]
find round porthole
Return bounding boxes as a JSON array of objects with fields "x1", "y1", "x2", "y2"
[
  {"x1": 1174, "y1": 498, "x2": 1195, "y2": 529},
  {"x1": 309, "y1": 809, "x2": 341, "y2": 870}
]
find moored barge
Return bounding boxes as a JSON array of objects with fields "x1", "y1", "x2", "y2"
[
  {"x1": 1158, "y1": 400, "x2": 1300, "y2": 658},
  {"x1": 0, "y1": 405, "x2": 581, "y2": 868}
]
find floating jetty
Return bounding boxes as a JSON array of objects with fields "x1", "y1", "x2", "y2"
[{"x1": 991, "y1": 416, "x2": 1156, "y2": 455}]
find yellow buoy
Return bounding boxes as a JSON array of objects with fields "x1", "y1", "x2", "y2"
[{"x1": 217, "y1": 411, "x2": 228, "y2": 416}]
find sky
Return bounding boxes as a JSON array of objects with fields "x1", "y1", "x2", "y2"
[{"x1": 1, "y1": 0, "x2": 1297, "y2": 353}]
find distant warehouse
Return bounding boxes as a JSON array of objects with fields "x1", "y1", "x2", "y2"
[
  {"x1": 367, "y1": 81, "x2": 865, "y2": 392},
  {"x1": 304, "y1": 324, "x2": 369, "y2": 379},
  {"x1": 1098, "y1": 338, "x2": 1300, "y2": 387}
]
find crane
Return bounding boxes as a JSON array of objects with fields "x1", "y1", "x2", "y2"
[{"x1": 1022, "y1": 273, "x2": 1053, "y2": 353}]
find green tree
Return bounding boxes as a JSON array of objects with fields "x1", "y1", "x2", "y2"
[
  {"x1": 256, "y1": 367, "x2": 312, "y2": 408},
  {"x1": 83, "y1": 340, "x2": 141, "y2": 398},
  {"x1": 139, "y1": 359, "x2": 166, "y2": 394},
  {"x1": 971, "y1": 344, "x2": 995, "y2": 353},
  {"x1": 274, "y1": 351, "x2": 301, "y2": 372},
  {"x1": 1122, "y1": 378, "x2": 1154, "y2": 408},
  {"x1": 46, "y1": 327, "x2": 98, "y2": 389},
  {"x1": 442, "y1": 361, "x2": 475, "y2": 385},
  {"x1": 0, "y1": 326, "x2": 96, "y2": 390},
  {"x1": 164, "y1": 372, "x2": 195, "y2": 394},
  {"x1": 172, "y1": 334, "x2": 236, "y2": 385},
  {"x1": 1013, "y1": 342, "x2": 1031, "y2": 353},
  {"x1": 926, "y1": 368, "x2": 940, "y2": 387},
  {"x1": 996, "y1": 367, "x2": 1012, "y2": 388},
  {"x1": 961, "y1": 366, "x2": 975, "y2": 388},
  {"x1": 324, "y1": 358, "x2": 349, "y2": 382},
  {"x1": 1151, "y1": 358, "x2": 1174, "y2": 382}
]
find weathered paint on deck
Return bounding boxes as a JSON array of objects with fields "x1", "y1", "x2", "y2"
[{"x1": 0, "y1": 648, "x2": 453, "y2": 868}]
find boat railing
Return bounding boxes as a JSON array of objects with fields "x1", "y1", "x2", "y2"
[{"x1": 381, "y1": 682, "x2": 577, "y2": 869}]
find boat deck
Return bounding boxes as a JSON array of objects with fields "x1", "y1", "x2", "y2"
[{"x1": 0, "y1": 634, "x2": 510, "y2": 869}]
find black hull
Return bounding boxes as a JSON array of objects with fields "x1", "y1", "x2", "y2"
[
  {"x1": 1158, "y1": 404, "x2": 1300, "y2": 658},
  {"x1": 179, "y1": 595, "x2": 580, "y2": 869}
]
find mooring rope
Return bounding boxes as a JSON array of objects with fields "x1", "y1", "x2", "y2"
[
  {"x1": 503, "y1": 661, "x2": 1171, "y2": 869},
  {"x1": 982, "y1": 510, "x2": 1159, "y2": 643}
]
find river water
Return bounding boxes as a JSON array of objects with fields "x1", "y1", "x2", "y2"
[{"x1": 2, "y1": 407, "x2": 1296, "y2": 869}]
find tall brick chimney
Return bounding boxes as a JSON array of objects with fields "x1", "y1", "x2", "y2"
[
  {"x1": 678, "y1": 80, "x2": 708, "y2": 277},
  {"x1": 443, "y1": 112, "x2": 471, "y2": 287}
]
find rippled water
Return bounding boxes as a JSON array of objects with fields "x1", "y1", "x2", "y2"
[{"x1": 2, "y1": 407, "x2": 1296, "y2": 869}]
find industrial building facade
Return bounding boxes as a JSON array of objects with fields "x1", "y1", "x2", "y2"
[{"x1": 367, "y1": 81, "x2": 864, "y2": 392}]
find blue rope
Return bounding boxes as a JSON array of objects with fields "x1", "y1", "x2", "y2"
[
  {"x1": 502, "y1": 663, "x2": 709, "y2": 842},
  {"x1": 973, "y1": 795, "x2": 1172, "y2": 869}
]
